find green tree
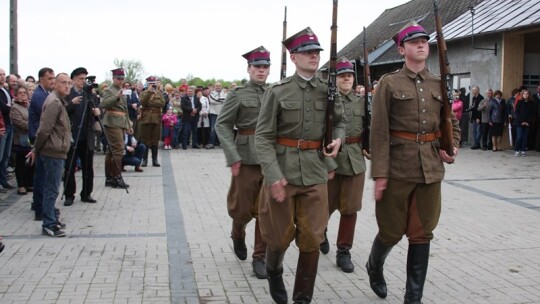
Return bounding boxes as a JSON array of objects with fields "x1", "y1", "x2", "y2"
[{"x1": 113, "y1": 58, "x2": 145, "y2": 83}]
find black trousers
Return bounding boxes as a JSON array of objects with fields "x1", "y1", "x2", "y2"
[{"x1": 63, "y1": 141, "x2": 94, "y2": 198}]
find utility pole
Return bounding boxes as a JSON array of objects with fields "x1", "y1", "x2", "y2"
[{"x1": 10, "y1": 0, "x2": 18, "y2": 74}]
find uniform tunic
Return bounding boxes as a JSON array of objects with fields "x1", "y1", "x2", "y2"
[
  {"x1": 255, "y1": 73, "x2": 345, "y2": 252},
  {"x1": 370, "y1": 65, "x2": 460, "y2": 245},
  {"x1": 139, "y1": 89, "x2": 165, "y2": 146},
  {"x1": 327, "y1": 91, "x2": 367, "y2": 214},
  {"x1": 216, "y1": 81, "x2": 266, "y2": 226}
]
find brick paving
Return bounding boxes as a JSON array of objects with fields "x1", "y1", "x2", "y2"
[{"x1": 0, "y1": 146, "x2": 539, "y2": 303}]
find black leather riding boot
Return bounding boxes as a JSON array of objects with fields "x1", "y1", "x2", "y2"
[
  {"x1": 366, "y1": 236, "x2": 393, "y2": 298},
  {"x1": 266, "y1": 249, "x2": 287, "y2": 304},
  {"x1": 404, "y1": 243, "x2": 430, "y2": 304}
]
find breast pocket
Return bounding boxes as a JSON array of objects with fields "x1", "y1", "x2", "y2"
[
  {"x1": 279, "y1": 100, "x2": 302, "y2": 123},
  {"x1": 431, "y1": 91, "x2": 443, "y2": 107},
  {"x1": 314, "y1": 101, "x2": 328, "y2": 122},
  {"x1": 241, "y1": 100, "x2": 259, "y2": 116}
]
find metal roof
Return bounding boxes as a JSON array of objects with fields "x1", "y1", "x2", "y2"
[{"x1": 437, "y1": 0, "x2": 540, "y2": 41}]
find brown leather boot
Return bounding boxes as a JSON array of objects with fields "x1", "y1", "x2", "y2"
[
  {"x1": 252, "y1": 219, "x2": 267, "y2": 279},
  {"x1": 292, "y1": 251, "x2": 319, "y2": 303},
  {"x1": 336, "y1": 213, "x2": 357, "y2": 273}
]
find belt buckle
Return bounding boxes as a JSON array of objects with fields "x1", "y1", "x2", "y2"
[
  {"x1": 297, "y1": 139, "x2": 305, "y2": 149},
  {"x1": 416, "y1": 133, "x2": 424, "y2": 143}
]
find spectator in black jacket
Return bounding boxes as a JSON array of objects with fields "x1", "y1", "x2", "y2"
[{"x1": 514, "y1": 90, "x2": 535, "y2": 156}]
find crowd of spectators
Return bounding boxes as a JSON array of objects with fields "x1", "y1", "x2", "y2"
[{"x1": 463, "y1": 84, "x2": 540, "y2": 155}]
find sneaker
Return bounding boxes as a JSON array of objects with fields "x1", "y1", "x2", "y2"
[
  {"x1": 56, "y1": 220, "x2": 67, "y2": 229},
  {"x1": 514, "y1": 151, "x2": 519, "y2": 157},
  {"x1": 521, "y1": 151, "x2": 526, "y2": 157},
  {"x1": 42, "y1": 226, "x2": 66, "y2": 237}
]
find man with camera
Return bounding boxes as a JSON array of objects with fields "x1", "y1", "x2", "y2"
[
  {"x1": 139, "y1": 76, "x2": 165, "y2": 166},
  {"x1": 101, "y1": 68, "x2": 131, "y2": 188},
  {"x1": 63, "y1": 67, "x2": 101, "y2": 206}
]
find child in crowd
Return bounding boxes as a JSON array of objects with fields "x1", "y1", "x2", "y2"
[
  {"x1": 452, "y1": 89, "x2": 464, "y2": 147},
  {"x1": 162, "y1": 106, "x2": 177, "y2": 150}
]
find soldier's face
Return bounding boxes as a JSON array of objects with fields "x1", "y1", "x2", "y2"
[
  {"x1": 291, "y1": 50, "x2": 320, "y2": 75},
  {"x1": 337, "y1": 73, "x2": 354, "y2": 94},
  {"x1": 247, "y1": 64, "x2": 270, "y2": 84},
  {"x1": 399, "y1": 38, "x2": 429, "y2": 63}
]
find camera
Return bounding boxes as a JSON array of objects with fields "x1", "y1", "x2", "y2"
[{"x1": 84, "y1": 76, "x2": 98, "y2": 93}]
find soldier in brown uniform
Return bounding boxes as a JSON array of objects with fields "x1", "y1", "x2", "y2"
[
  {"x1": 255, "y1": 27, "x2": 344, "y2": 304},
  {"x1": 321, "y1": 57, "x2": 369, "y2": 273},
  {"x1": 365, "y1": 22, "x2": 460, "y2": 304},
  {"x1": 139, "y1": 76, "x2": 165, "y2": 167},
  {"x1": 101, "y1": 68, "x2": 131, "y2": 188},
  {"x1": 215, "y1": 46, "x2": 271, "y2": 279}
]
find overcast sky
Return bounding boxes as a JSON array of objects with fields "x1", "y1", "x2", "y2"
[{"x1": 0, "y1": 0, "x2": 409, "y2": 83}]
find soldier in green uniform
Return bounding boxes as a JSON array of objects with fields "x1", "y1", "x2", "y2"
[
  {"x1": 320, "y1": 57, "x2": 369, "y2": 273},
  {"x1": 101, "y1": 68, "x2": 131, "y2": 188},
  {"x1": 255, "y1": 27, "x2": 345, "y2": 304},
  {"x1": 365, "y1": 21, "x2": 460, "y2": 304},
  {"x1": 139, "y1": 76, "x2": 165, "y2": 167},
  {"x1": 215, "y1": 46, "x2": 271, "y2": 280}
]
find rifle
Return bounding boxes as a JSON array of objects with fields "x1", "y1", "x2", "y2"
[
  {"x1": 433, "y1": 0, "x2": 455, "y2": 156},
  {"x1": 280, "y1": 6, "x2": 287, "y2": 80},
  {"x1": 325, "y1": 0, "x2": 338, "y2": 154},
  {"x1": 362, "y1": 26, "x2": 371, "y2": 152}
]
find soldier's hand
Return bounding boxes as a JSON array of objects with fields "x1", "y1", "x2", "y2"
[
  {"x1": 362, "y1": 149, "x2": 371, "y2": 159},
  {"x1": 117, "y1": 90, "x2": 124, "y2": 97},
  {"x1": 231, "y1": 161, "x2": 241, "y2": 177},
  {"x1": 439, "y1": 147, "x2": 458, "y2": 164},
  {"x1": 270, "y1": 178, "x2": 288, "y2": 203},
  {"x1": 374, "y1": 177, "x2": 388, "y2": 201},
  {"x1": 323, "y1": 138, "x2": 342, "y2": 158},
  {"x1": 92, "y1": 108, "x2": 101, "y2": 116},
  {"x1": 131, "y1": 103, "x2": 138, "y2": 110},
  {"x1": 328, "y1": 171, "x2": 335, "y2": 180},
  {"x1": 127, "y1": 128, "x2": 134, "y2": 135}
]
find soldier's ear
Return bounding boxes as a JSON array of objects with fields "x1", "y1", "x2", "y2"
[{"x1": 397, "y1": 45, "x2": 405, "y2": 56}]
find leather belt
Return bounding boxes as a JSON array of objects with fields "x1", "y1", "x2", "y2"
[
  {"x1": 143, "y1": 108, "x2": 161, "y2": 113},
  {"x1": 106, "y1": 110, "x2": 126, "y2": 116},
  {"x1": 238, "y1": 129, "x2": 255, "y2": 135},
  {"x1": 277, "y1": 137, "x2": 322, "y2": 150},
  {"x1": 345, "y1": 136, "x2": 362, "y2": 144},
  {"x1": 390, "y1": 130, "x2": 441, "y2": 143}
]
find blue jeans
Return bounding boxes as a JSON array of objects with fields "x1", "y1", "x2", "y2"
[
  {"x1": 471, "y1": 120, "x2": 481, "y2": 147},
  {"x1": 122, "y1": 144, "x2": 146, "y2": 167},
  {"x1": 33, "y1": 156, "x2": 44, "y2": 217},
  {"x1": 515, "y1": 126, "x2": 529, "y2": 152},
  {"x1": 40, "y1": 155, "x2": 64, "y2": 228},
  {"x1": 0, "y1": 125, "x2": 13, "y2": 186},
  {"x1": 208, "y1": 114, "x2": 218, "y2": 145},
  {"x1": 182, "y1": 118, "x2": 198, "y2": 148}
]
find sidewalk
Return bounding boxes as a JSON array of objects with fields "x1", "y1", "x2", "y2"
[{"x1": 0, "y1": 147, "x2": 539, "y2": 303}]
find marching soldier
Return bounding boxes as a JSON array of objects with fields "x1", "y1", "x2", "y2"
[
  {"x1": 101, "y1": 68, "x2": 131, "y2": 188},
  {"x1": 365, "y1": 21, "x2": 459, "y2": 304},
  {"x1": 255, "y1": 27, "x2": 344, "y2": 304},
  {"x1": 320, "y1": 57, "x2": 369, "y2": 273},
  {"x1": 139, "y1": 76, "x2": 165, "y2": 167},
  {"x1": 215, "y1": 46, "x2": 271, "y2": 279}
]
